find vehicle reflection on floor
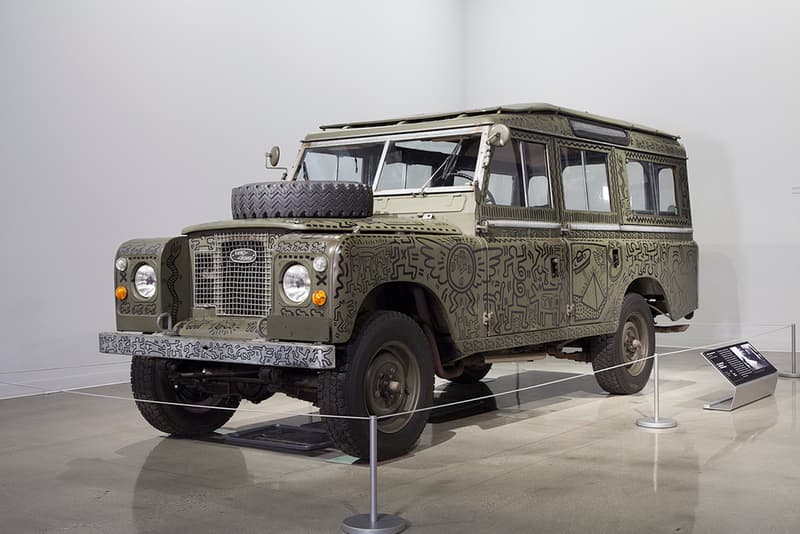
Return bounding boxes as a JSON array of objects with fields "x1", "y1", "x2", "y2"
[
  {"x1": 199, "y1": 367, "x2": 605, "y2": 458},
  {"x1": 430, "y1": 368, "x2": 601, "y2": 424}
]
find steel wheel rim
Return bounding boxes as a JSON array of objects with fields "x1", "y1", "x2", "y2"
[
  {"x1": 363, "y1": 341, "x2": 421, "y2": 434},
  {"x1": 622, "y1": 314, "x2": 649, "y2": 376}
]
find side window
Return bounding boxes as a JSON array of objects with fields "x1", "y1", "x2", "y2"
[
  {"x1": 521, "y1": 141, "x2": 550, "y2": 208},
  {"x1": 560, "y1": 147, "x2": 611, "y2": 212},
  {"x1": 487, "y1": 141, "x2": 523, "y2": 206},
  {"x1": 658, "y1": 168, "x2": 677, "y2": 215},
  {"x1": 626, "y1": 159, "x2": 678, "y2": 216},
  {"x1": 626, "y1": 161, "x2": 653, "y2": 213}
]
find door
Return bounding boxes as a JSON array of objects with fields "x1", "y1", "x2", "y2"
[
  {"x1": 557, "y1": 143, "x2": 617, "y2": 324},
  {"x1": 481, "y1": 136, "x2": 568, "y2": 336}
]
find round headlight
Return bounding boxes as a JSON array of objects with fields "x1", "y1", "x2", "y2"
[
  {"x1": 134, "y1": 264, "x2": 157, "y2": 299},
  {"x1": 115, "y1": 257, "x2": 128, "y2": 272},
  {"x1": 282, "y1": 264, "x2": 310, "y2": 303},
  {"x1": 312, "y1": 255, "x2": 328, "y2": 272}
]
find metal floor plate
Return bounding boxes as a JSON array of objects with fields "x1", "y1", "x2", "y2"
[{"x1": 213, "y1": 422, "x2": 333, "y2": 452}]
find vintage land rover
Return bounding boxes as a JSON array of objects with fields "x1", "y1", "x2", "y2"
[{"x1": 100, "y1": 104, "x2": 698, "y2": 459}]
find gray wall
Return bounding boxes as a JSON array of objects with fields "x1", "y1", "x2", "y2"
[
  {"x1": 2, "y1": 1, "x2": 798, "y2": 397},
  {"x1": 0, "y1": 0, "x2": 464, "y2": 397},
  {"x1": 463, "y1": 0, "x2": 800, "y2": 349}
]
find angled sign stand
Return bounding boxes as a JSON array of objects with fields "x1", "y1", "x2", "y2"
[{"x1": 702, "y1": 342, "x2": 778, "y2": 411}]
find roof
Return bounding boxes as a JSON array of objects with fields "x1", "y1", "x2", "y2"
[{"x1": 319, "y1": 103, "x2": 679, "y2": 140}]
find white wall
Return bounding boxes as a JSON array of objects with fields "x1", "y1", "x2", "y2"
[
  {"x1": 0, "y1": 0, "x2": 464, "y2": 397},
  {"x1": 2, "y1": 1, "x2": 797, "y2": 397},
  {"x1": 464, "y1": 0, "x2": 800, "y2": 350}
]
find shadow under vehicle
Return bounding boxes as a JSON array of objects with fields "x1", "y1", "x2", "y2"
[{"x1": 99, "y1": 103, "x2": 698, "y2": 459}]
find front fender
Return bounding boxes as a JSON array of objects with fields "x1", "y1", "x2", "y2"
[{"x1": 330, "y1": 234, "x2": 486, "y2": 344}]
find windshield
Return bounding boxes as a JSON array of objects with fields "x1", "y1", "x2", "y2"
[
  {"x1": 376, "y1": 134, "x2": 481, "y2": 191},
  {"x1": 294, "y1": 141, "x2": 384, "y2": 184},
  {"x1": 293, "y1": 133, "x2": 482, "y2": 192}
]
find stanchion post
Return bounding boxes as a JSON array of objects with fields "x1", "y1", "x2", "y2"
[
  {"x1": 636, "y1": 352, "x2": 677, "y2": 429},
  {"x1": 369, "y1": 415, "x2": 378, "y2": 526},
  {"x1": 341, "y1": 416, "x2": 406, "y2": 534},
  {"x1": 780, "y1": 323, "x2": 800, "y2": 378}
]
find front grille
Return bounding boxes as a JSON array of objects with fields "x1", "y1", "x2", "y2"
[{"x1": 190, "y1": 232, "x2": 274, "y2": 317}]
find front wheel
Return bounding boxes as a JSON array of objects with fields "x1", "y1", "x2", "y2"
[
  {"x1": 590, "y1": 293, "x2": 654, "y2": 394},
  {"x1": 318, "y1": 311, "x2": 434, "y2": 460},
  {"x1": 131, "y1": 357, "x2": 240, "y2": 435}
]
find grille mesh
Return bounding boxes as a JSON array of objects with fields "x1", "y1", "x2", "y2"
[{"x1": 191, "y1": 233, "x2": 274, "y2": 317}]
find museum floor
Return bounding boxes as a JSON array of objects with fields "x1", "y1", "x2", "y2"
[{"x1": 1, "y1": 349, "x2": 798, "y2": 533}]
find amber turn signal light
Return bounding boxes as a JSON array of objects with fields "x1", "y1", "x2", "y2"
[
  {"x1": 115, "y1": 286, "x2": 128, "y2": 301},
  {"x1": 312, "y1": 289, "x2": 327, "y2": 306}
]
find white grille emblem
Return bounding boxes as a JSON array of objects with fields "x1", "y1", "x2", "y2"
[{"x1": 230, "y1": 248, "x2": 257, "y2": 264}]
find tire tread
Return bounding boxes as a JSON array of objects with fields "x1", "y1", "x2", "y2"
[
  {"x1": 131, "y1": 357, "x2": 238, "y2": 436},
  {"x1": 231, "y1": 181, "x2": 373, "y2": 220}
]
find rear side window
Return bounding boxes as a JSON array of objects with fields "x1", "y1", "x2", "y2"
[
  {"x1": 626, "y1": 160, "x2": 678, "y2": 215},
  {"x1": 560, "y1": 147, "x2": 611, "y2": 212}
]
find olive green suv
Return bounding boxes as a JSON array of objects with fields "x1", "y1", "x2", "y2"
[{"x1": 100, "y1": 104, "x2": 698, "y2": 459}]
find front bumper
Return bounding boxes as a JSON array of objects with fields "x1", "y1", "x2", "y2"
[{"x1": 98, "y1": 332, "x2": 335, "y2": 369}]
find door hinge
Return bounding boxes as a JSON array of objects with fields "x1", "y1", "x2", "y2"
[{"x1": 483, "y1": 311, "x2": 494, "y2": 326}]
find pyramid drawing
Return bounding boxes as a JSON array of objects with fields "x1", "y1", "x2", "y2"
[{"x1": 581, "y1": 274, "x2": 605, "y2": 311}]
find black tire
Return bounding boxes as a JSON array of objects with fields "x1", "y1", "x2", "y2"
[
  {"x1": 131, "y1": 357, "x2": 240, "y2": 435},
  {"x1": 231, "y1": 180, "x2": 373, "y2": 219},
  {"x1": 318, "y1": 311, "x2": 434, "y2": 460},
  {"x1": 590, "y1": 293, "x2": 655, "y2": 394},
  {"x1": 448, "y1": 362, "x2": 492, "y2": 384}
]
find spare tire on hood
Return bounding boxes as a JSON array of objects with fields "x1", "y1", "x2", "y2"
[{"x1": 231, "y1": 180, "x2": 373, "y2": 219}]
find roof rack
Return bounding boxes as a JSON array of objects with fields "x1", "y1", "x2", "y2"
[{"x1": 319, "y1": 103, "x2": 678, "y2": 139}]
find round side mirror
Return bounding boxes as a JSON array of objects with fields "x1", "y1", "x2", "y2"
[
  {"x1": 266, "y1": 146, "x2": 281, "y2": 167},
  {"x1": 487, "y1": 124, "x2": 511, "y2": 147}
]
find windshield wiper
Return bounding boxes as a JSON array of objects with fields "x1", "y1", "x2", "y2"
[{"x1": 417, "y1": 140, "x2": 464, "y2": 196}]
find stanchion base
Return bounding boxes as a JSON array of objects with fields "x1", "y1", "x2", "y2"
[
  {"x1": 342, "y1": 513, "x2": 406, "y2": 534},
  {"x1": 779, "y1": 372, "x2": 800, "y2": 379},
  {"x1": 636, "y1": 416, "x2": 677, "y2": 429}
]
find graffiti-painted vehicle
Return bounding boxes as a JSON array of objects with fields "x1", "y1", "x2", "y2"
[{"x1": 100, "y1": 104, "x2": 698, "y2": 459}]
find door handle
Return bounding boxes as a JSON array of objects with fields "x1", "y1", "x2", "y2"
[
  {"x1": 550, "y1": 256, "x2": 560, "y2": 278},
  {"x1": 610, "y1": 248, "x2": 620, "y2": 268}
]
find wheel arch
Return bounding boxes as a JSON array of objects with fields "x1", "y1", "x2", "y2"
[
  {"x1": 625, "y1": 277, "x2": 670, "y2": 318},
  {"x1": 355, "y1": 281, "x2": 454, "y2": 338}
]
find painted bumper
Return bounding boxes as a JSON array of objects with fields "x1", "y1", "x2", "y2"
[{"x1": 98, "y1": 332, "x2": 336, "y2": 369}]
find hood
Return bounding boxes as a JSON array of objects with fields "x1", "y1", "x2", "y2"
[{"x1": 182, "y1": 215, "x2": 462, "y2": 236}]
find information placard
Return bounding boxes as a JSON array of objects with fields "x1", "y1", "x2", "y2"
[
  {"x1": 701, "y1": 342, "x2": 777, "y2": 411},
  {"x1": 702, "y1": 342, "x2": 776, "y2": 386}
]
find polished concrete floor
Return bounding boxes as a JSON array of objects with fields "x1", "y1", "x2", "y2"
[{"x1": 1, "y1": 349, "x2": 799, "y2": 533}]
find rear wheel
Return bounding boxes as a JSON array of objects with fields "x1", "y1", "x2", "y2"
[
  {"x1": 590, "y1": 293, "x2": 654, "y2": 394},
  {"x1": 131, "y1": 357, "x2": 240, "y2": 435},
  {"x1": 319, "y1": 311, "x2": 434, "y2": 460}
]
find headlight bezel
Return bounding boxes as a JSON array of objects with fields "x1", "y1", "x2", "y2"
[
  {"x1": 133, "y1": 263, "x2": 158, "y2": 300},
  {"x1": 281, "y1": 263, "x2": 311, "y2": 304}
]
